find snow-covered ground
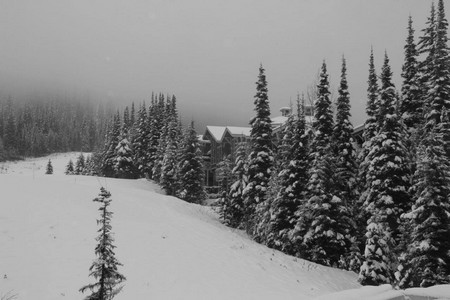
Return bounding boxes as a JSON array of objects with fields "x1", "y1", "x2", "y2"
[{"x1": 0, "y1": 153, "x2": 449, "y2": 300}]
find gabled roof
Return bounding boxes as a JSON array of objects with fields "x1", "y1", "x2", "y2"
[{"x1": 204, "y1": 126, "x2": 227, "y2": 142}]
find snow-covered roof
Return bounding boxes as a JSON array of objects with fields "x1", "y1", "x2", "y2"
[
  {"x1": 226, "y1": 126, "x2": 251, "y2": 137},
  {"x1": 205, "y1": 126, "x2": 227, "y2": 142},
  {"x1": 271, "y1": 116, "x2": 289, "y2": 127}
]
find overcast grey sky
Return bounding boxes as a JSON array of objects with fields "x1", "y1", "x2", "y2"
[{"x1": 0, "y1": 0, "x2": 440, "y2": 130}]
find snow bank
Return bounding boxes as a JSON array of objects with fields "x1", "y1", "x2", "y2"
[{"x1": 313, "y1": 284, "x2": 450, "y2": 300}]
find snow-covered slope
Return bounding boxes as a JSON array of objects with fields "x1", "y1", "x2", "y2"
[
  {"x1": 0, "y1": 153, "x2": 360, "y2": 299},
  {"x1": 2, "y1": 154, "x2": 450, "y2": 300},
  {"x1": 0, "y1": 153, "x2": 366, "y2": 299}
]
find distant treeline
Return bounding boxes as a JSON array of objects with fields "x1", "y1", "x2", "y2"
[{"x1": 0, "y1": 96, "x2": 113, "y2": 160}]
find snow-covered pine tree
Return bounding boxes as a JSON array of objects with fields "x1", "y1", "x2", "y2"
[
  {"x1": 332, "y1": 58, "x2": 361, "y2": 270},
  {"x1": 216, "y1": 155, "x2": 234, "y2": 222},
  {"x1": 84, "y1": 155, "x2": 94, "y2": 176},
  {"x1": 268, "y1": 97, "x2": 310, "y2": 254},
  {"x1": 178, "y1": 121, "x2": 205, "y2": 203},
  {"x1": 45, "y1": 159, "x2": 53, "y2": 174},
  {"x1": 80, "y1": 187, "x2": 126, "y2": 300},
  {"x1": 75, "y1": 153, "x2": 85, "y2": 175},
  {"x1": 102, "y1": 112, "x2": 121, "y2": 178},
  {"x1": 288, "y1": 96, "x2": 313, "y2": 257},
  {"x1": 114, "y1": 135, "x2": 137, "y2": 179},
  {"x1": 356, "y1": 48, "x2": 381, "y2": 262},
  {"x1": 266, "y1": 109, "x2": 295, "y2": 251},
  {"x1": 333, "y1": 57, "x2": 357, "y2": 208},
  {"x1": 418, "y1": 2, "x2": 436, "y2": 92},
  {"x1": 132, "y1": 103, "x2": 150, "y2": 178},
  {"x1": 65, "y1": 159, "x2": 74, "y2": 175},
  {"x1": 424, "y1": 0, "x2": 450, "y2": 156},
  {"x1": 227, "y1": 142, "x2": 248, "y2": 228},
  {"x1": 130, "y1": 102, "x2": 135, "y2": 127},
  {"x1": 122, "y1": 106, "x2": 131, "y2": 136},
  {"x1": 152, "y1": 95, "x2": 169, "y2": 183},
  {"x1": 302, "y1": 61, "x2": 353, "y2": 267},
  {"x1": 160, "y1": 118, "x2": 180, "y2": 196},
  {"x1": 359, "y1": 221, "x2": 394, "y2": 286},
  {"x1": 243, "y1": 64, "x2": 274, "y2": 236},
  {"x1": 399, "y1": 110, "x2": 450, "y2": 288},
  {"x1": 360, "y1": 53, "x2": 412, "y2": 285},
  {"x1": 147, "y1": 98, "x2": 162, "y2": 180},
  {"x1": 400, "y1": 16, "x2": 423, "y2": 132}
]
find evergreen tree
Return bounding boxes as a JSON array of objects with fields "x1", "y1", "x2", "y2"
[
  {"x1": 152, "y1": 95, "x2": 169, "y2": 183},
  {"x1": 102, "y1": 112, "x2": 121, "y2": 177},
  {"x1": 302, "y1": 61, "x2": 353, "y2": 267},
  {"x1": 400, "y1": 112, "x2": 450, "y2": 288},
  {"x1": 360, "y1": 53, "x2": 412, "y2": 285},
  {"x1": 400, "y1": 16, "x2": 422, "y2": 132},
  {"x1": 359, "y1": 221, "x2": 394, "y2": 285},
  {"x1": 424, "y1": 0, "x2": 450, "y2": 157},
  {"x1": 333, "y1": 57, "x2": 357, "y2": 207},
  {"x1": 216, "y1": 155, "x2": 234, "y2": 222},
  {"x1": 80, "y1": 188, "x2": 126, "y2": 300},
  {"x1": 147, "y1": 100, "x2": 162, "y2": 179},
  {"x1": 130, "y1": 102, "x2": 135, "y2": 127},
  {"x1": 84, "y1": 155, "x2": 95, "y2": 176},
  {"x1": 160, "y1": 119, "x2": 179, "y2": 196},
  {"x1": 132, "y1": 104, "x2": 150, "y2": 177},
  {"x1": 122, "y1": 106, "x2": 131, "y2": 136},
  {"x1": 114, "y1": 136, "x2": 137, "y2": 179},
  {"x1": 360, "y1": 49, "x2": 380, "y2": 154},
  {"x1": 268, "y1": 98, "x2": 309, "y2": 254},
  {"x1": 227, "y1": 142, "x2": 248, "y2": 228},
  {"x1": 243, "y1": 64, "x2": 274, "y2": 236},
  {"x1": 75, "y1": 153, "x2": 85, "y2": 175},
  {"x1": 65, "y1": 159, "x2": 74, "y2": 175},
  {"x1": 356, "y1": 48, "x2": 381, "y2": 259},
  {"x1": 45, "y1": 159, "x2": 53, "y2": 175},
  {"x1": 178, "y1": 122, "x2": 205, "y2": 203}
]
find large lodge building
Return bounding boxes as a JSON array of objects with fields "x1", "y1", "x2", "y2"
[{"x1": 199, "y1": 106, "x2": 364, "y2": 187}]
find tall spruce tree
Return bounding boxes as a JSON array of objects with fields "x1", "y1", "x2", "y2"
[
  {"x1": 400, "y1": 16, "x2": 422, "y2": 132},
  {"x1": 80, "y1": 188, "x2": 126, "y2": 300},
  {"x1": 333, "y1": 57, "x2": 357, "y2": 207},
  {"x1": 266, "y1": 111, "x2": 296, "y2": 251},
  {"x1": 360, "y1": 53, "x2": 412, "y2": 285},
  {"x1": 147, "y1": 99, "x2": 162, "y2": 179},
  {"x1": 243, "y1": 64, "x2": 274, "y2": 236},
  {"x1": 417, "y1": 2, "x2": 436, "y2": 105},
  {"x1": 132, "y1": 104, "x2": 150, "y2": 177},
  {"x1": 160, "y1": 119, "x2": 179, "y2": 196},
  {"x1": 102, "y1": 112, "x2": 121, "y2": 178},
  {"x1": 217, "y1": 155, "x2": 234, "y2": 223},
  {"x1": 268, "y1": 98, "x2": 309, "y2": 254},
  {"x1": 178, "y1": 122, "x2": 205, "y2": 203},
  {"x1": 424, "y1": 0, "x2": 450, "y2": 159},
  {"x1": 400, "y1": 111, "x2": 450, "y2": 288},
  {"x1": 303, "y1": 61, "x2": 353, "y2": 267},
  {"x1": 227, "y1": 142, "x2": 248, "y2": 228}
]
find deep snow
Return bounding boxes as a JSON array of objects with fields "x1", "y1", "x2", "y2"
[{"x1": 0, "y1": 153, "x2": 448, "y2": 300}]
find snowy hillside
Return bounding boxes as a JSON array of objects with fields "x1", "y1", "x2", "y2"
[
  {"x1": 1, "y1": 153, "x2": 447, "y2": 300},
  {"x1": 0, "y1": 153, "x2": 360, "y2": 299}
]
